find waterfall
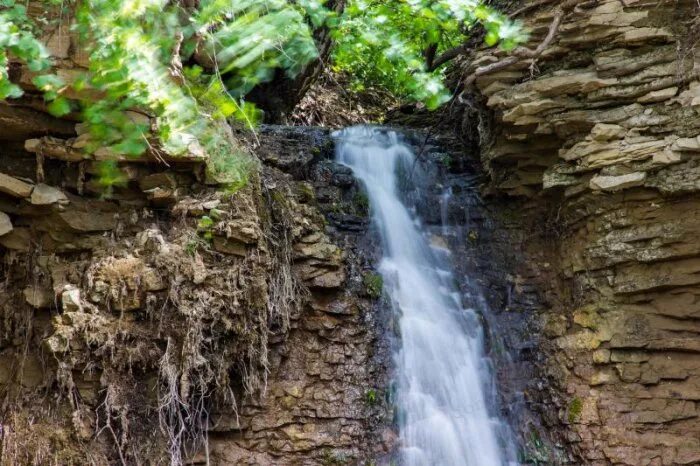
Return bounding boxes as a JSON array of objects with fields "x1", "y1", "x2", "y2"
[{"x1": 334, "y1": 126, "x2": 515, "y2": 466}]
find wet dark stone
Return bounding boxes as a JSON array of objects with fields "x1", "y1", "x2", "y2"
[{"x1": 327, "y1": 213, "x2": 369, "y2": 232}]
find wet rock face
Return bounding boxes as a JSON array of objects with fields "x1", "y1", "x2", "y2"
[
  {"x1": 390, "y1": 133, "x2": 568, "y2": 463},
  {"x1": 465, "y1": 0, "x2": 700, "y2": 464},
  {"x1": 219, "y1": 128, "x2": 391, "y2": 466}
]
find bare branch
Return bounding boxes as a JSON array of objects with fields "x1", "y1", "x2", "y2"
[
  {"x1": 426, "y1": 28, "x2": 484, "y2": 72},
  {"x1": 429, "y1": 0, "x2": 595, "y2": 76},
  {"x1": 424, "y1": 43, "x2": 439, "y2": 71},
  {"x1": 428, "y1": 43, "x2": 473, "y2": 72},
  {"x1": 462, "y1": 0, "x2": 585, "y2": 88}
]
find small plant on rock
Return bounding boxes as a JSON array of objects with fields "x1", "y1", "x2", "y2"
[
  {"x1": 568, "y1": 397, "x2": 583, "y2": 424},
  {"x1": 353, "y1": 192, "x2": 370, "y2": 213},
  {"x1": 195, "y1": 209, "x2": 221, "y2": 245},
  {"x1": 363, "y1": 272, "x2": 383, "y2": 299},
  {"x1": 196, "y1": 215, "x2": 215, "y2": 242},
  {"x1": 365, "y1": 388, "x2": 378, "y2": 406}
]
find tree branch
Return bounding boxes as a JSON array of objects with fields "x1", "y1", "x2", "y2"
[
  {"x1": 426, "y1": 27, "x2": 485, "y2": 72},
  {"x1": 427, "y1": 42, "x2": 472, "y2": 72},
  {"x1": 424, "y1": 43, "x2": 438, "y2": 71},
  {"x1": 427, "y1": 0, "x2": 590, "y2": 74},
  {"x1": 462, "y1": 0, "x2": 587, "y2": 88}
]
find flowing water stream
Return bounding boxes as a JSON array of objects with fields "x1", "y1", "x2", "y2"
[{"x1": 334, "y1": 126, "x2": 515, "y2": 466}]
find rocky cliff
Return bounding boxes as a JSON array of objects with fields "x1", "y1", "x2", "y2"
[
  {"x1": 0, "y1": 3, "x2": 397, "y2": 462},
  {"x1": 461, "y1": 0, "x2": 700, "y2": 464},
  {"x1": 0, "y1": 116, "x2": 396, "y2": 465}
]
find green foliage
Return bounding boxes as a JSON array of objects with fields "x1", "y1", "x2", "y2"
[
  {"x1": 332, "y1": 0, "x2": 526, "y2": 107},
  {"x1": 194, "y1": 0, "x2": 322, "y2": 97},
  {"x1": 363, "y1": 272, "x2": 383, "y2": 299},
  {"x1": 365, "y1": 388, "x2": 378, "y2": 405},
  {"x1": 0, "y1": 0, "x2": 324, "y2": 188},
  {"x1": 0, "y1": 1, "x2": 52, "y2": 99},
  {"x1": 203, "y1": 132, "x2": 255, "y2": 190},
  {"x1": 0, "y1": 0, "x2": 521, "y2": 189},
  {"x1": 439, "y1": 154, "x2": 453, "y2": 167},
  {"x1": 196, "y1": 212, "x2": 218, "y2": 242},
  {"x1": 95, "y1": 160, "x2": 128, "y2": 197},
  {"x1": 568, "y1": 396, "x2": 583, "y2": 423},
  {"x1": 73, "y1": 0, "x2": 324, "y2": 186},
  {"x1": 353, "y1": 191, "x2": 369, "y2": 212}
]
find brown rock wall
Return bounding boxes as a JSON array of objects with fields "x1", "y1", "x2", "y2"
[
  {"x1": 468, "y1": 0, "x2": 700, "y2": 464},
  {"x1": 0, "y1": 7, "x2": 384, "y2": 462},
  {"x1": 0, "y1": 124, "x2": 381, "y2": 465}
]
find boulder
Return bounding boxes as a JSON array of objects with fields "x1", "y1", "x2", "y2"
[
  {"x1": 590, "y1": 123, "x2": 626, "y2": 142},
  {"x1": 58, "y1": 210, "x2": 116, "y2": 232},
  {"x1": 0, "y1": 227, "x2": 31, "y2": 251},
  {"x1": 637, "y1": 86, "x2": 678, "y2": 103},
  {"x1": 0, "y1": 173, "x2": 33, "y2": 198},
  {"x1": 589, "y1": 172, "x2": 646, "y2": 191},
  {"x1": 23, "y1": 285, "x2": 54, "y2": 308},
  {"x1": 0, "y1": 212, "x2": 12, "y2": 236},
  {"x1": 139, "y1": 172, "x2": 177, "y2": 191},
  {"x1": 30, "y1": 183, "x2": 68, "y2": 205},
  {"x1": 213, "y1": 236, "x2": 247, "y2": 256},
  {"x1": 61, "y1": 287, "x2": 83, "y2": 312},
  {"x1": 673, "y1": 136, "x2": 700, "y2": 152}
]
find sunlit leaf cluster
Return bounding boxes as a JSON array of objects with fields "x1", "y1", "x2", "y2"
[
  {"x1": 0, "y1": 0, "x2": 325, "y2": 187},
  {"x1": 0, "y1": 1, "x2": 53, "y2": 99},
  {"x1": 332, "y1": 0, "x2": 526, "y2": 108},
  {"x1": 73, "y1": 0, "x2": 326, "y2": 186},
  {"x1": 0, "y1": 0, "x2": 522, "y2": 187}
]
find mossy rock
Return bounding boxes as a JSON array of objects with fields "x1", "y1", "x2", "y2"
[
  {"x1": 295, "y1": 182, "x2": 316, "y2": 203},
  {"x1": 362, "y1": 272, "x2": 383, "y2": 299},
  {"x1": 568, "y1": 396, "x2": 583, "y2": 423},
  {"x1": 353, "y1": 191, "x2": 369, "y2": 214}
]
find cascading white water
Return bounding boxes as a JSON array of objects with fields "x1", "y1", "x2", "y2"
[{"x1": 334, "y1": 126, "x2": 514, "y2": 466}]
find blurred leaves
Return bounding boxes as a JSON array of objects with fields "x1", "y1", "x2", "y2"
[
  {"x1": 0, "y1": 1, "x2": 52, "y2": 99},
  {"x1": 0, "y1": 0, "x2": 322, "y2": 188},
  {"x1": 0, "y1": 0, "x2": 522, "y2": 189},
  {"x1": 332, "y1": 0, "x2": 526, "y2": 107}
]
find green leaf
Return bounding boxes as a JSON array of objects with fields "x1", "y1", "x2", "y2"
[
  {"x1": 332, "y1": 0, "x2": 524, "y2": 108},
  {"x1": 33, "y1": 74, "x2": 65, "y2": 92},
  {"x1": 95, "y1": 161, "x2": 128, "y2": 188},
  {"x1": 0, "y1": 80, "x2": 23, "y2": 99},
  {"x1": 197, "y1": 215, "x2": 214, "y2": 230},
  {"x1": 485, "y1": 31, "x2": 499, "y2": 46},
  {"x1": 47, "y1": 96, "x2": 72, "y2": 116},
  {"x1": 112, "y1": 137, "x2": 148, "y2": 157}
]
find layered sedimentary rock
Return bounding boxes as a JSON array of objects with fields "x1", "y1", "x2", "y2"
[
  {"x1": 465, "y1": 1, "x2": 700, "y2": 464},
  {"x1": 0, "y1": 127, "x2": 383, "y2": 464},
  {"x1": 0, "y1": 16, "x2": 386, "y2": 460},
  {"x1": 0, "y1": 3, "x2": 391, "y2": 464},
  {"x1": 1, "y1": 127, "x2": 391, "y2": 466},
  {"x1": 203, "y1": 127, "x2": 392, "y2": 465}
]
